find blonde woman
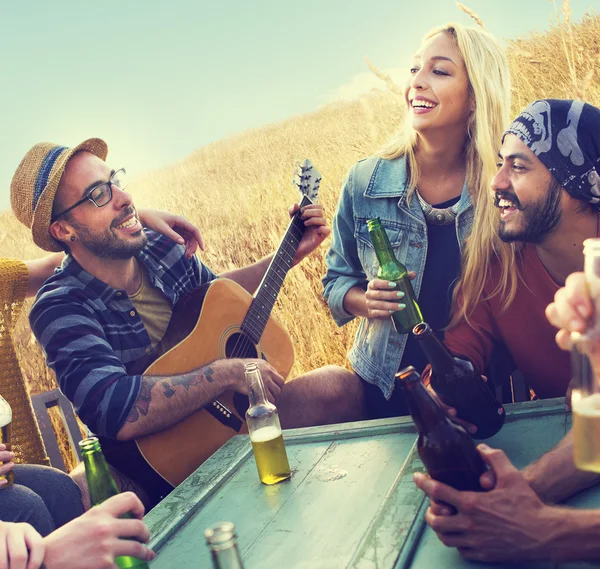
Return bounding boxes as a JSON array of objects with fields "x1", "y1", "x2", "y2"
[{"x1": 322, "y1": 22, "x2": 511, "y2": 419}]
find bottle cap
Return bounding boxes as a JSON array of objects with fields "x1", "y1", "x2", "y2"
[
  {"x1": 583, "y1": 238, "x2": 600, "y2": 256},
  {"x1": 395, "y1": 366, "x2": 420, "y2": 385},
  {"x1": 412, "y1": 322, "x2": 430, "y2": 336},
  {"x1": 78, "y1": 436, "x2": 100, "y2": 454},
  {"x1": 205, "y1": 522, "x2": 237, "y2": 547},
  {"x1": 366, "y1": 217, "x2": 382, "y2": 230}
]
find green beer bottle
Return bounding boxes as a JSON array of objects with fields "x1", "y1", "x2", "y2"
[
  {"x1": 79, "y1": 437, "x2": 149, "y2": 569},
  {"x1": 367, "y1": 217, "x2": 423, "y2": 334},
  {"x1": 205, "y1": 522, "x2": 245, "y2": 569}
]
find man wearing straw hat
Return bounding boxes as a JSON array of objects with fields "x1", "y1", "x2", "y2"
[{"x1": 11, "y1": 138, "x2": 363, "y2": 508}]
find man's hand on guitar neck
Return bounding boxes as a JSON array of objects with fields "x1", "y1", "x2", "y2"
[
  {"x1": 219, "y1": 203, "x2": 330, "y2": 294},
  {"x1": 289, "y1": 203, "x2": 330, "y2": 267},
  {"x1": 117, "y1": 358, "x2": 285, "y2": 441}
]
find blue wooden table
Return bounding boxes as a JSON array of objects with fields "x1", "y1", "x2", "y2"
[{"x1": 145, "y1": 398, "x2": 600, "y2": 568}]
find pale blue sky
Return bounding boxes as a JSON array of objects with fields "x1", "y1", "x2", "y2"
[{"x1": 0, "y1": 0, "x2": 597, "y2": 211}]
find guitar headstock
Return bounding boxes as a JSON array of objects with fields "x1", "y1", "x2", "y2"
[{"x1": 294, "y1": 159, "x2": 321, "y2": 203}]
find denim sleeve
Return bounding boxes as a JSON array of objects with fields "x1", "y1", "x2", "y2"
[{"x1": 322, "y1": 166, "x2": 368, "y2": 327}]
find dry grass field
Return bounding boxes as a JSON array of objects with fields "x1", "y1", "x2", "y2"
[{"x1": 1, "y1": 5, "x2": 599, "y2": 468}]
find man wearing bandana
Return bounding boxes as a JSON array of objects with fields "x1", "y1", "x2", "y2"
[
  {"x1": 413, "y1": 99, "x2": 600, "y2": 563},
  {"x1": 442, "y1": 99, "x2": 600, "y2": 404}
]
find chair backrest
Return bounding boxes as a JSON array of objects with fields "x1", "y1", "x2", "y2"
[{"x1": 31, "y1": 388, "x2": 83, "y2": 472}]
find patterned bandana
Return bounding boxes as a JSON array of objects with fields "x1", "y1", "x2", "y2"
[{"x1": 503, "y1": 99, "x2": 600, "y2": 207}]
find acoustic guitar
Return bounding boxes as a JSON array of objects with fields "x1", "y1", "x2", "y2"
[{"x1": 135, "y1": 160, "x2": 321, "y2": 486}]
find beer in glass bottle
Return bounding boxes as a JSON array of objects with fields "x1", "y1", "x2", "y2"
[
  {"x1": 205, "y1": 522, "x2": 245, "y2": 569},
  {"x1": 413, "y1": 321, "x2": 505, "y2": 439},
  {"x1": 79, "y1": 437, "x2": 149, "y2": 569},
  {"x1": 571, "y1": 238, "x2": 600, "y2": 471},
  {"x1": 367, "y1": 217, "x2": 423, "y2": 334},
  {"x1": 397, "y1": 366, "x2": 486, "y2": 491},
  {"x1": 245, "y1": 362, "x2": 291, "y2": 484},
  {"x1": 0, "y1": 395, "x2": 13, "y2": 486}
]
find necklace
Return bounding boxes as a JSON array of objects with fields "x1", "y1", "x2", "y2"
[{"x1": 415, "y1": 189, "x2": 460, "y2": 226}]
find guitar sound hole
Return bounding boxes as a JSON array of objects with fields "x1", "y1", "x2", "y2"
[{"x1": 225, "y1": 332, "x2": 259, "y2": 359}]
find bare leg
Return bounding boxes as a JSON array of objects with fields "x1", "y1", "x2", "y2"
[
  {"x1": 278, "y1": 365, "x2": 366, "y2": 429},
  {"x1": 69, "y1": 462, "x2": 151, "y2": 511}
]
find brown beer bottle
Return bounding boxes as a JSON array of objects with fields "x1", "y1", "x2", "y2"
[
  {"x1": 413, "y1": 322, "x2": 505, "y2": 439},
  {"x1": 397, "y1": 366, "x2": 486, "y2": 491}
]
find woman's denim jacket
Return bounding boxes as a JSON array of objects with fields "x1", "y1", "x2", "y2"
[{"x1": 322, "y1": 155, "x2": 474, "y2": 398}]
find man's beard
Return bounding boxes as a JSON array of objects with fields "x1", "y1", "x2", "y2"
[
  {"x1": 497, "y1": 179, "x2": 562, "y2": 244},
  {"x1": 70, "y1": 208, "x2": 148, "y2": 259}
]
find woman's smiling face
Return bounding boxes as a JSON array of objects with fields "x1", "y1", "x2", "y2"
[{"x1": 404, "y1": 32, "x2": 472, "y2": 135}]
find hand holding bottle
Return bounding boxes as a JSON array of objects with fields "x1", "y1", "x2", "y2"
[
  {"x1": 228, "y1": 359, "x2": 285, "y2": 405},
  {"x1": 43, "y1": 493, "x2": 155, "y2": 569},
  {"x1": 413, "y1": 323, "x2": 505, "y2": 440},
  {"x1": 365, "y1": 274, "x2": 417, "y2": 319},
  {"x1": 546, "y1": 271, "x2": 600, "y2": 374},
  {"x1": 422, "y1": 378, "x2": 479, "y2": 435}
]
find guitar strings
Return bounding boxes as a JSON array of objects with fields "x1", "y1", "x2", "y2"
[
  {"x1": 229, "y1": 204, "x2": 307, "y2": 361},
  {"x1": 230, "y1": 216, "x2": 304, "y2": 358}
]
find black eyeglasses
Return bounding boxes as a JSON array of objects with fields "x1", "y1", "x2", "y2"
[{"x1": 52, "y1": 168, "x2": 128, "y2": 221}]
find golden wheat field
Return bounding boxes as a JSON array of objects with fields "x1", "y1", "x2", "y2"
[{"x1": 1, "y1": 8, "x2": 600, "y2": 467}]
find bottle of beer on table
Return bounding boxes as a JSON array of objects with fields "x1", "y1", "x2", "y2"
[
  {"x1": 205, "y1": 522, "x2": 245, "y2": 569},
  {"x1": 413, "y1": 321, "x2": 505, "y2": 439},
  {"x1": 571, "y1": 238, "x2": 600, "y2": 472},
  {"x1": 79, "y1": 437, "x2": 150, "y2": 569},
  {"x1": 396, "y1": 366, "x2": 486, "y2": 491},
  {"x1": 367, "y1": 217, "x2": 423, "y2": 334},
  {"x1": 245, "y1": 362, "x2": 291, "y2": 485},
  {"x1": 0, "y1": 395, "x2": 14, "y2": 486}
]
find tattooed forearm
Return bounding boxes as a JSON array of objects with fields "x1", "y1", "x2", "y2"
[
  {"x1": 161, "y1": 364, "x2": 214, "y2": 398},
  {"x1": 127, "y1": 365, "x2": 217, "y2": 424},
  {"x1": 127, "y1": 376, "x2": 161, "y2": 423}
]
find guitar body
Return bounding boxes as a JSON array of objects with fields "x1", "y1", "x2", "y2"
[{"x1": 135, "y1": 278, "x2": 294, "y2": 487}]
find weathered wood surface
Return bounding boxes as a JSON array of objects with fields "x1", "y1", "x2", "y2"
[{"x1": 146, "y1": 397, "x2": 600, "y2": 569}]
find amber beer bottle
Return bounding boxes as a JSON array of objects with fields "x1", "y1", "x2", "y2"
[
  {"x1": 367, "y1": 217, "x2": 423, "y2": 334},
  {"x1": 0, "y1": 395, "x2": 14, "y2": 486},
  {"x1": 397, "y1": 366, "x2": 486, "y2": 491},
  {"x1": 79, "y1": 437, "x2": 149, "y2": 569},
  {"x1": 245, "y1": 362, "x2": 291, "y2": 485},
  {"x1": 413, "y1": 322, "x2": 505, "y2": 439},
  {"x1": 205, "y1": 522, "x2": 246, "y2": 569}
]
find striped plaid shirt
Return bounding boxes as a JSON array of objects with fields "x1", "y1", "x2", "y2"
[{"x1": 30, "y1": 230, "x2": 217, "y2": 439}]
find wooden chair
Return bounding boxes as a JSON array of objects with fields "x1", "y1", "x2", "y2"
[{"x1": 31, "y1": 388, "x2": 84, "y2": 472}]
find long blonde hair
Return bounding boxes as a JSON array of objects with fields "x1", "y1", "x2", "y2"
[{"x1": 378, "y1": 23, "x2": 514, "y2": 325}]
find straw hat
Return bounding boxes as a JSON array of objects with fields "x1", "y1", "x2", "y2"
[{"x1": 10, "y1": 138, "x2": 108, "y2": 252}]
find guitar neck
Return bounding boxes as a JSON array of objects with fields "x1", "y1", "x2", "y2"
[{"x1": 241, "y1": 194, "x2": 313, "y2": 344}]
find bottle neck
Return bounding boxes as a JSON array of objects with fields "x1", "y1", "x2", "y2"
[
  {"x1": 413, "y1": 323, "x2": 454, "y2": 373},
  {"x1": 245, "y1": 367, "x2": 270, "y2": 408},
  {"x1": 211, "y1": 546, "x2": 245, "y2": 569},
  {"x1": 206, "y1": 523, "x2": 245, "y2": 569},
  {"x1": 368, "y1": 225, "x2": 397, "y2": 268},
  {"x1": 79, "y1": 438, "x2": 120, "y2": 505},
  {"x1": 402, "y1": 376, "x2": 449, "y2": 434}
]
